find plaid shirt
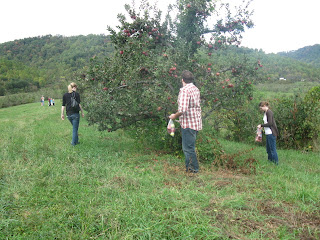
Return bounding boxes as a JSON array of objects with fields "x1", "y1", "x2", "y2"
[{"x1": 177, "y1": 83, "x2": 202, "y2": 131}]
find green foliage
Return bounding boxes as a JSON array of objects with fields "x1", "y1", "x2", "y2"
[
  {"x1": 271, "y1": 88, "x2": 320, "y2": 150},
  {"x1": 0, "y1": 34, "x2": 113, "y2": 94},
  {"x1": 125, "y1": 118, "x2": 182, "y2": 154},
  {"x1": 0, "y1": 58, "x2": 42, "y2": 95},
  {"x1": 197, "y1": 129, "x2": 224, "y2": 162},
  {"x1": 302, "y1": 86, "x2": 320, "y2": 149},
  {"x1": 228, "y1": 99, "x2": 261, "y2": 142},
  {"x1": 278, "y1": 44, "x2": 320, "y2": 68},
  {"x1": 235, "y1": 47, "x2": 320, "y2": 83}
]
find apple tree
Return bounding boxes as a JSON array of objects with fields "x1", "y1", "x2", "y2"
[{"x1": 79, "y1": 0, "x2": 260, "y2": 148}]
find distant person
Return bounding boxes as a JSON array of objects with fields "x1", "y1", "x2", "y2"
[
  {"x1": 48, "y1": 97, "x2": 51, "y2": 106},
  {"x1": 257, "y1": 101, "x2": 279, "y2": 165},
  {"x1": 40, "y1": 95, "x2": 44, "y2": 106},
  {"x1": 169, "y1": 70, "x2": 202, "y2": 173},
  {"x1": 61, "y1": 82, "x2": 84, "y2": 146},
  {"x1": 52, "y1": 99, "x2": 55, "y2": 106}
]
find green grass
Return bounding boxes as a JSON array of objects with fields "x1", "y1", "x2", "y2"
[
  {"x1": 0, "y1": 101, "x2": 319, "y2": 239},
  {"x1": 254, "y1": 81, "x2": 318, "y2": 100}
]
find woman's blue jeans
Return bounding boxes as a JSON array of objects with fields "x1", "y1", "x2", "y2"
[
  {"x1": 67, "y1": 113, "x2": 80, "y2": 145},
  {"x1": 266, "y1": 134, "x2": 278, "y2": 165},
  {"x1": 181, "y1": 128, "x2": 199, "y2": 172}
]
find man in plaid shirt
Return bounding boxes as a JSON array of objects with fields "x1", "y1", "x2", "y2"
[{"x1": 169, "y1": 70, "x2": 202, "y2": 173}]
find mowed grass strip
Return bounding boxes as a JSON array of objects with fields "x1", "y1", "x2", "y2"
[{"x1": 0, "y1": 101, "x2": 319, "y2": 239}]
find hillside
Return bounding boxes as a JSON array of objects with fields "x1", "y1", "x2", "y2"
[
  {"x1": 0, "y1": 35, "x2": 319, "y2": 97},
  {"x1": 229, "y1": 47, "x2": 320, "y2": 82},
  {"x1": 278, "y1": 44, "x2": 320, "y2": 68},
  {"x1": 0, "y1": 34, "x2": 113, "y2": 95}
]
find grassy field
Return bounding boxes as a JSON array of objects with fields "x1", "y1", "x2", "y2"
[
  {"x1": 254, "y1": 81, "x2": 319, "y2": 100},
  {"x1": 0, "y1": 101, "x2": 319, "y2": 239}
]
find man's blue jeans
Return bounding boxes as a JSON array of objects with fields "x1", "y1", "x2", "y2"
[
  {"x1": 266, "y1": 134, "x2": 278, "y2": 165},
  {"x1": 67, "y1": 113, "x2": 80, "y2": 145},
  {"x1": 181, "y1": 128, "x2": 199, "y2": 172}
]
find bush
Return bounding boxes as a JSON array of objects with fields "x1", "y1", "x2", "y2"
[
  {"x1": 272, "y1": 87, "x2": 319, "y2": 150},
  {"x1": 197, "y1": 125, "x2": 224, "y2": 163},
  {"x1": 125, "y1": 118, "x2": 182, "y2": 154}
]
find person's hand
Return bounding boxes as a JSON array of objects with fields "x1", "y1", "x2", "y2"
[
  {"x1": 61, "y1": 114, "x2": 65, "y2": 120},
  {"x1": 81, "y1": 112, "x2": 84, "y2": 118},
  {"x1": 257, "y1": 124, "x2": 261, "y2": 128},
  {"x1": 169, "y1": 114, "x2": 175, "y2": 119}
]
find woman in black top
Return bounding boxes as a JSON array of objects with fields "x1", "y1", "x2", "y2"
[{"x1": 61, "y1": 82, "x2": 84, "y2": 146}]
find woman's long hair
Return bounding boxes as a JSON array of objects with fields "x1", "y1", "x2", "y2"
[{"x1": 68, "y1": 82, "x2": 77, "y2": 93}]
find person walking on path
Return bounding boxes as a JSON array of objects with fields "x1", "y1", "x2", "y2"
[
  {"x1": 257, "y1": 101, "x2": 279, "y2": 165},
  {"x1": 169, "y1": 70, "x2": 202, "y2": 173},
  {"x1": 61, "y1": 82, "x2": 84, "y2": 146}
]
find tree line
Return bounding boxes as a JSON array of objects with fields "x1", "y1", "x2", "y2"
[{"x1": 0, "y1": 33, "x2": 319, "y2": 97}]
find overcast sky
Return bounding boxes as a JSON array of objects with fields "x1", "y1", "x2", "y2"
[{"x1": 0, "y1": 0, "x2": 319, "y2": 53}]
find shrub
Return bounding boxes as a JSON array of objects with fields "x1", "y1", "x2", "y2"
[{"x1": 272, "y1": 87, "x2": 319, "y2": 150}]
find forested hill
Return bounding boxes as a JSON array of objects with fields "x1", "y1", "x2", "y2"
[
  {"x1": 0, "y1": 34, "x2": 319, "y2": 96},
  {"x1": 0, "y1": 34, "x2": 113, "y2": 95},
  {"x1": 278, "y1": 44, "x2": 320, "y2": 68},
  {"x1": 224, "y1": 47, "x2": 320, "y2": 83}
]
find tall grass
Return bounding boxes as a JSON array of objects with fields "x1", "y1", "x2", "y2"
[{"x1": 0, "y1": 101, "x2": 319, "y2": 239}]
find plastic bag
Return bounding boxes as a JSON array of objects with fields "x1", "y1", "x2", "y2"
[
  {"x1": 167, "y1": 119, "x2": 175, "y2": 137},
  {"x1": 255, "y1": 127, "x2": 262, "y2": 142}
]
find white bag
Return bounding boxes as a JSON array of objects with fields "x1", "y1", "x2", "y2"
[{"x1": 167, "y1": 119, "x2": 175, "y2": 137}]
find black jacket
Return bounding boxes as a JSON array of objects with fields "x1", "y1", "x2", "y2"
[
  {"x1": 62, "y1": 91, "x2": 81, "y2": 116},
  {"x1": 261, "y1": 109, "x2": 279, "y2": 137}
]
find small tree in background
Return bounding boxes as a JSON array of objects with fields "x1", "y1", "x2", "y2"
[{"x1": 79, "y1": 0, "x2": 260, "y2": 150}]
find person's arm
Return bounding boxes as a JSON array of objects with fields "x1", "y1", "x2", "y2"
[
  {"x1": 169, "y1": 112, "x2": 182, "y2": 120},
  {"x1": 169, "y1": 89, "x2": 187, "y2": 120},
  {"x1": 261, "y1": 110, "x2": 274, "y2": 128},
  {"x1": 61, "y1": 106, "x2": 65, "y2": 120},
  {"x1": 79, "y1": 104, "x2": 84, "y2": 118}
]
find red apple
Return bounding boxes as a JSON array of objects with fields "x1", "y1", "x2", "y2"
[
  {"x1": 120, "y1": 50, "x2": 124, "y2": 54},
  {"x1": 216, "y1": 72, "x2": 220, "y2": 76}
]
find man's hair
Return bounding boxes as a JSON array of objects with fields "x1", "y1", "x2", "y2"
[
  {"x1": 259, "y1": 101, "x2": 269, "y2": 107},
  {"x1": 181, "y1": 70, "x2": 194, "y2": 83}
]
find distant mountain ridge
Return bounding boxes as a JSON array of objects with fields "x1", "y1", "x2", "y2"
[
  {"x1": 0, "y1": 35, "x2": 319, "y2": 96},
  {"x1": 278, "y1": 44, "x2": 320, "y2": 68}
]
